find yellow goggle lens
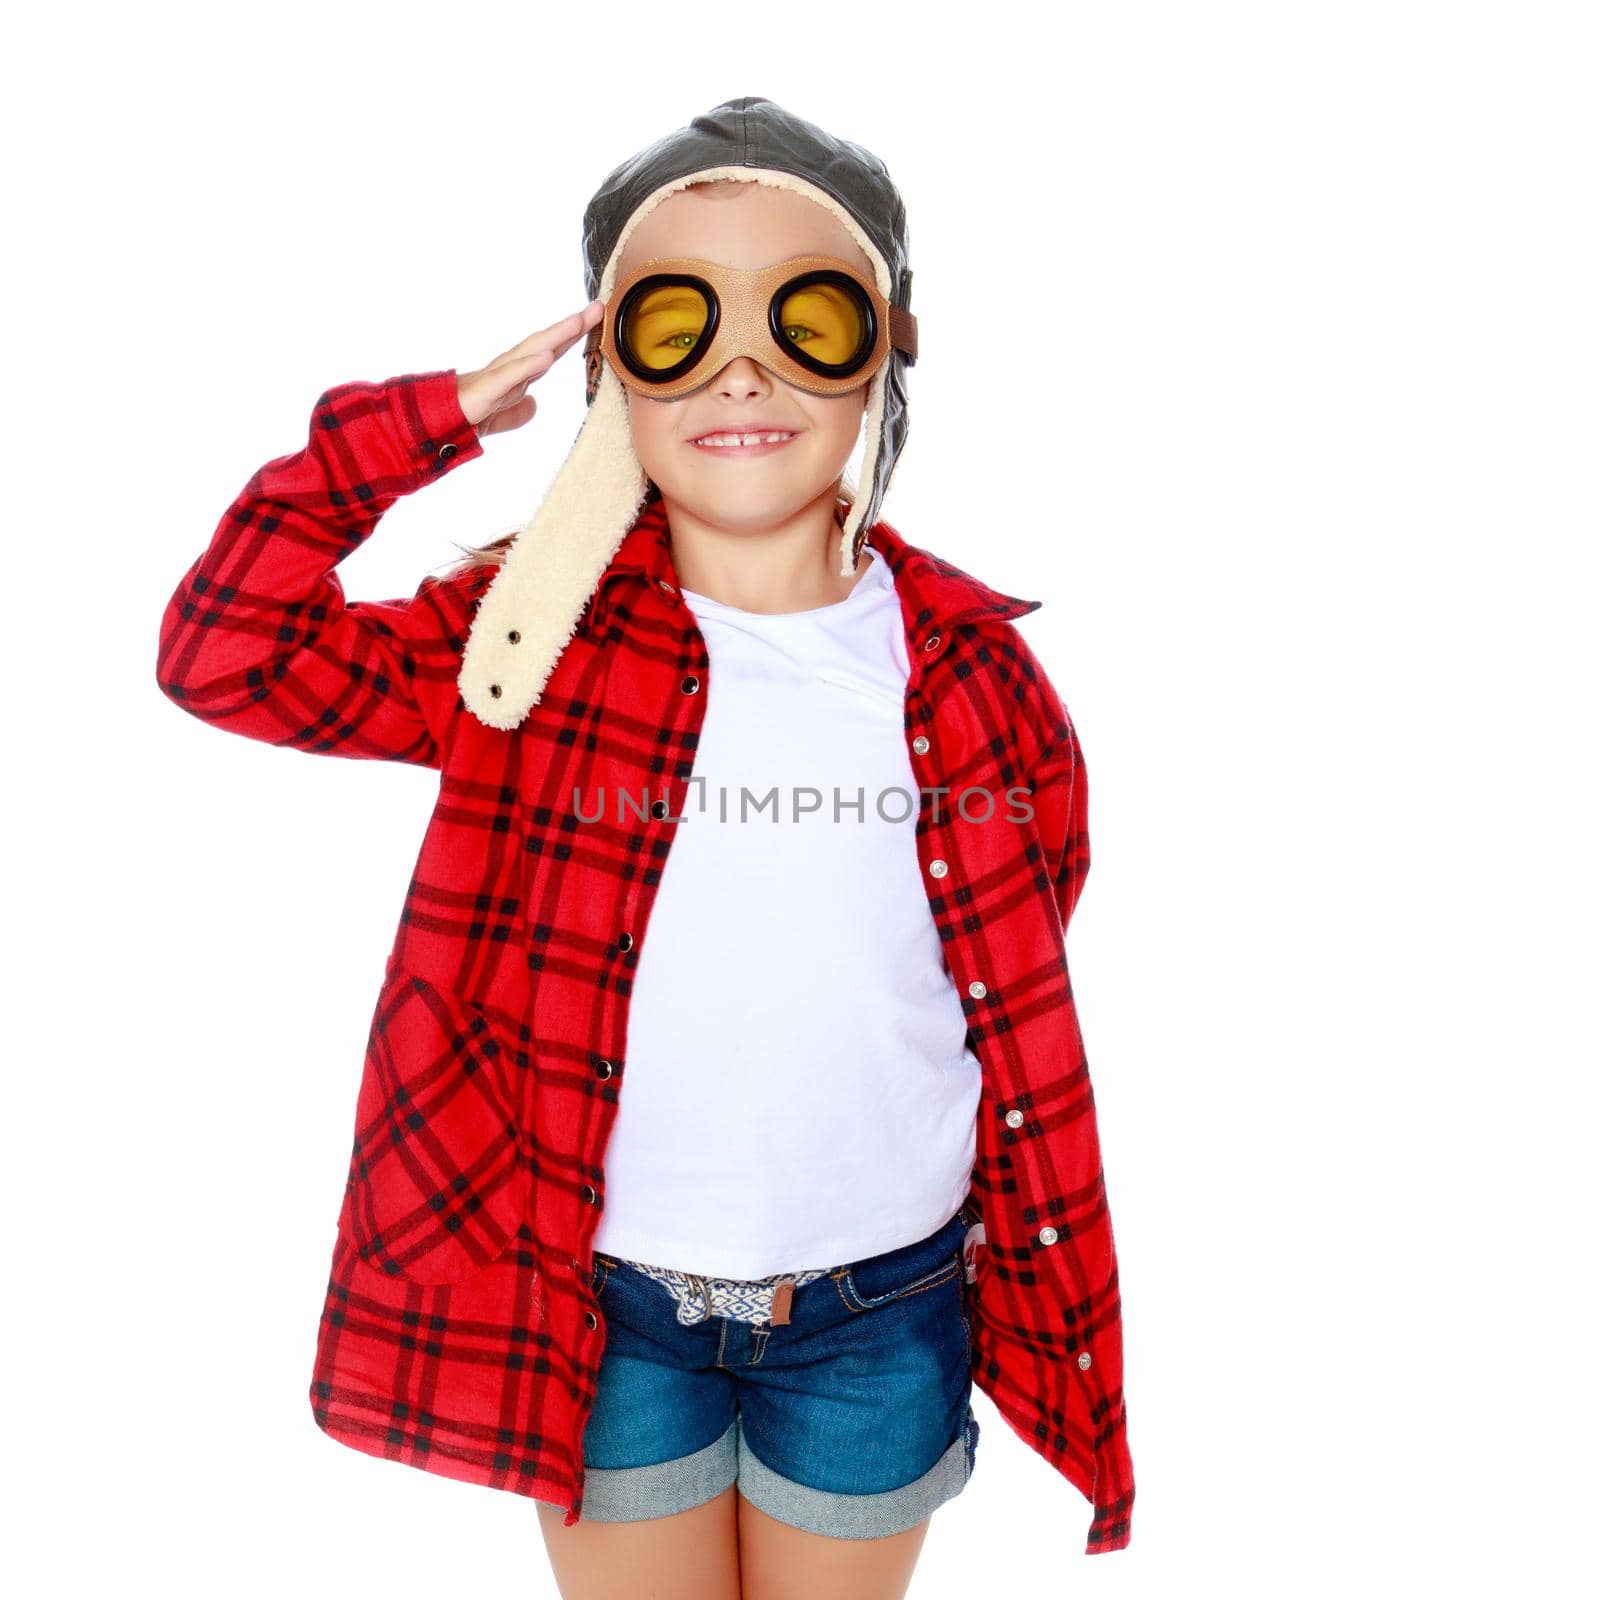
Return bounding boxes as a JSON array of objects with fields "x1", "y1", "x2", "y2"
[
  {"x1": 621, "y1": 283, "x2": 712, "y2": 373},
  {"x1": 775, "y1": 281, "x2": 870, "y2": 370}
]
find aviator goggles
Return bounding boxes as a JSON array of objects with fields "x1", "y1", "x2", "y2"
[{"x1": 586, "y1": 253, "x2": 919, "y2": 401}]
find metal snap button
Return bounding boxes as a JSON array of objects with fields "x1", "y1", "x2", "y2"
[
  {"x1": 617, "y1": 932, "x2": 633, "y2": 953},
  {"x1": 681, "y1": 674, "x2": 700, "y2": 694},
  {"x1": 437, "y1": 442, "x2": 457, "y2": 464},
  {"x1": 651, "y1": 799, "x2": 668, "y2": 819},
  {"x1": 585, "y1": 1310, "x2": 598, "y2": 1329},
  {"x1": 580, "y1": 1184, "x2": 598, "y2": 1205},
  {"x1": 658, "y1": 579, "x2": 675, "y2": 593},
  {"x1": 923, "y1": 633, "x2": 941, "y2": 652},
  {"x1": 595, "y1": 1058, "x2": 614, "y2": 1079}
]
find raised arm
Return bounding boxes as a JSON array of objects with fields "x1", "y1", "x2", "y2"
[
  {"x1": 155, "y1": 301, "x2": 606, "y2": 767},
  {"x1": 154, "y1": 371, "x2": 485, "y2": 767}
]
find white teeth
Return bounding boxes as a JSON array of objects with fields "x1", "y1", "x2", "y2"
[{"x1": 692, "y1": 431, "x2": 795, "y2": 447}]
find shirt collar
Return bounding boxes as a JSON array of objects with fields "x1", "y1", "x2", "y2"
[{"x1": 583, "y1": 496, "x2": 1042, "y2": 641}]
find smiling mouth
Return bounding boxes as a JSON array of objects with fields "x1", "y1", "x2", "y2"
[{"x1": 688, "y1": 430, "x2": 799, "y2": 450}]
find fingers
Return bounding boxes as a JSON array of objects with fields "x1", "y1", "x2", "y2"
[
  {"x1": 479, "y1": 368, "x2": 542, "y2": 427},
  {"x1": 478, "y1": 392, "x2": 538, "y2": 439},
  {"x1": 500, "y1": 346, "x2": 557, "y2": 382},
  {"x1": 497, "y1": 299, "x2": 605, "y2": 370},
  {"x1": 457, "y1": 299, "x2": 606, "y2": 434}
]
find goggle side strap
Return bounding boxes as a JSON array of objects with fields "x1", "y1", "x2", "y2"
[{"x1": 889, "y1": 305, "x2": 918, "y2": 365}]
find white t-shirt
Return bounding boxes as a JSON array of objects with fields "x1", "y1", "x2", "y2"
[{"x1": 590, "y1": 543, "x2": 982, "y2": 1277}]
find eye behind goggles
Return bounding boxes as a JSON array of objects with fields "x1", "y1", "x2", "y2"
[{"x1": 588, "y1": 254, "x2": 917, "y2": 401}]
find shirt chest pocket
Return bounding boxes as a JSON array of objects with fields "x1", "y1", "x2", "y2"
[{"x1": 337, "y1": 965, "x2": 530, "y2": 1285}]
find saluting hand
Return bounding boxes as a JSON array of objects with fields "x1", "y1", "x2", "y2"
[{"x1": 456, "y1": 299, "x2": 606, "y2": 439}]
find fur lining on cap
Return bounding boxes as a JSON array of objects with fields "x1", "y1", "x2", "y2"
[{"x1": 458, "y1": 166, "x2": 894, "y2": 732}]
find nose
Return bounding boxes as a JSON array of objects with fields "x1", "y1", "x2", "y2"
[{"x1": 711, "y1": 355, "x2": 771, "y2": 399}]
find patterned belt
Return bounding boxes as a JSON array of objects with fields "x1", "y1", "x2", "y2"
[{"x1": 614, "y1": 1256, "x2": 833, "y2": 1326}]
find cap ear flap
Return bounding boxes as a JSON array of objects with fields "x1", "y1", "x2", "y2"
[
  {"x1": 459, "y1": 361, "x2": 648, "y2": 730},
  {"x1": 838, "y1": 360, "x2": 891, "y2": 576}
]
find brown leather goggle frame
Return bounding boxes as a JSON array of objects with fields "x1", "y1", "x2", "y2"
[{"x1": 585, "y1": 253, "x2": 918, "y2": 404}]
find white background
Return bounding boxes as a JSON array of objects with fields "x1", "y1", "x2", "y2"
[{"x1": 6, "y1": 2, "x2": 1596, "y2": 1595}]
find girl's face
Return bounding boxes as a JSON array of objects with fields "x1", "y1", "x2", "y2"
[{"x1": 613, "y1": 182, "x2": 872, "y2": 537}]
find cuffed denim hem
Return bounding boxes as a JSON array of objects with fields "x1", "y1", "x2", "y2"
[
  {"x1": 579, "y1": 1417, "x2": 740, "y2": 1523},
  {"x1": 735, "y1": 1403, "x2": 980, "y2": 1540}
]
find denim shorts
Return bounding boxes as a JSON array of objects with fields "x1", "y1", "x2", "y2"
[{"x1": 578, "y1": 1203, "x2": 981, "y2": 1538}]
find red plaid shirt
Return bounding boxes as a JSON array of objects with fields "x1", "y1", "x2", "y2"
[{"x1": 156, "y1": 371, "x2": 1135, "y2": 1553}]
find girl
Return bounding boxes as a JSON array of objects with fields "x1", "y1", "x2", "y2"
[{"x1": 156, "y1": 97, "x2": 1133, "y2": 1600}]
